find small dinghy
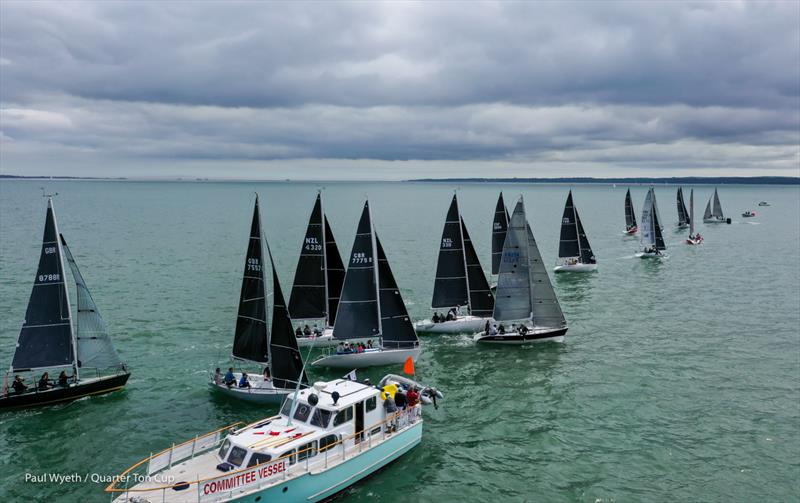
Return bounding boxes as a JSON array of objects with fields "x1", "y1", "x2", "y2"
[
  {"x1": 415, "y1": 194, "x2": 494, "y2": 334},
  {"x1": 289, "y1": 192, "x2": 346, "y2": 348},
  {"x1": 209, "y1": 196, "x2": 308, "y2": 404},
  {"x1": 107, "y1": 374, "x2": 441, "y2": 503},
  {"x1": 686, "y1": 189, "x2": 704, "y2": 245},
  {"x1": 312, "y1": 201, "x2": 421, "y2": 368},
  {"x1": 758, "y1": 201, "x2": 770, "y2": 207},
  {"x1": 554, "y1": 190, "x2": 597, "y2": 272},
  {"x1": 742, "y1": 210, "x2": 756, "y2": 218},
  {"x1": 703, "y1": 188, "x2": 731, "y2": 224},
  {"x1": 1, "y1": 196, "x2": 129, "y2": 410},
  {"x1": 474, "y1": 196, "x2": 568, "y2": 344},
  {"x1": 623, "y1": 188, "x2": 638, "y2": 234},
  {"x1": 676, "y1": 187, "x2": 690, "y2": 229},
  {"x1": 636, "y1": 187, "x2": 668, "y2": 258}
]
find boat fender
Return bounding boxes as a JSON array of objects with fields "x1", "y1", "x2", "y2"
[
  {"x1": 308, "y1": 393, "x2": 319, "y2": 406},
  {"x1": 726, "y1": 218, "x2": 731, "y2": 224}
]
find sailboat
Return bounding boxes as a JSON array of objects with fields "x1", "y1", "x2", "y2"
[
  {"x1": 636, "y1": 188, "x2": 667, "y2": 258},
  {"x1": 686, "y1": 189, "x2": 703, "y2": 245},
  {"x1": 474, "y1": 196, "x2": 568, "y2": 344},
  {"x1": 554, "y1": 190, "x2": 597, "y2": 272},
  {"x1": 1, "y1": 196, "x2": 129, "y2": 409},
  {"x1": 415, "y1": 194, "x2": 494, "y2": 334},
  {"x1": 624, "y1": 188, "x2": 638, "y2": 234},
  {"x1": 703, "y1": 188, "x2": 729, "y2": 224},
  {"x1": 676, "y1": 187, "x2": 690, "y2": 228},
  {"x1": 288, "y1": 192, "x2": 346, "y2": 348},
  {"x1": 312, "y1": 201, "x2": 421, "y2": 368},
  {"x1": 491, "y1": 192, "x2": 510, "y2": 276},
  {"x1": 209, "y1": 196, "x2": 307, "y2": 404}
]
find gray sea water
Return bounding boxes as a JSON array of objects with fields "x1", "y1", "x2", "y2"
[{"x1": 0, "y1": 179, "x2": 798, "y2": 502}]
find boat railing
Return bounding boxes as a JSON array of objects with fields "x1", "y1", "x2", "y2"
[
  {"x1": 1, "y1": 364, "x2": 129, "y2": 398},
  {"x1": 105, "y1": 406, "x2": 422, "y2": 502}
]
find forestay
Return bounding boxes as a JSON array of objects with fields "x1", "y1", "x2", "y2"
[
  {"x1": 61, "y1": 236, "x2": 122, "y2": 371},
  {"x1": 11, "y1": 198, "x2": 75, "y2": 372}
]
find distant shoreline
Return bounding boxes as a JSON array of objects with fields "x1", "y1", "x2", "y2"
[{"x1": 1, "y1": 174, "x2": 798, "y2": 185}]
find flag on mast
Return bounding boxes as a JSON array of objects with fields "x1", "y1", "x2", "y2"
[{"x1": 344, "y1": 370, "x2": 357, "y2": 381}]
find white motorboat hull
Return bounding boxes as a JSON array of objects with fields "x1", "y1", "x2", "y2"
[
  {"x1": 703, "y1": 218, "x2": 727, "y2": 224},
  {"x1": 209, "y1": 373, "x2": 294, "y2": 404},
  {"x1": 474, "y1": 326, "x2": 567, "y2": 345},
  {"x1": 553, "y1": 263, "x2": 597, "y2": 273},
  {"x1": 295, "y1": 327, "x2": 339, "y2": 348},
  {"x1": 414, "y1": 315, "x2": 489, "y2": 334},
  {"x1": 311, "y1": 347, "x2": 422, "y2": 369}
]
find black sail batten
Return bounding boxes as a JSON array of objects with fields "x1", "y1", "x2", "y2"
[
  {"x1": 324, "y1": 215, "x2": 345, "y2": 326},
  {"x1": 558, "y1": 191, "x2": 580, "y2": 259},
  {"x1": 265, "y1": 246, "x2": 308, "y2": 389},
  {"x1": 625, "y1": 188, "x2": 637, "y2": 229},
  {"x1": 461, "y1": 219, "x2": 494, "y2": 316},
  {"x1": 232, "y1": 197, "x2": 270, "y2": 364},
  {"x1": 376, "y1": 235, "x2": 418, "y2": 349},
  {"x1": 11, "y1": 199, "x2": 75, "y2": 372},
  {"x1": 432, "y1": 194, "x2": 469, "y2": 309},
  {"x1": 289, "y1": 194, "x2": 326, "y2": 321},
  {"x1": 575, "y1": 209, "x2": 595, "y2": 264},
  {"x1": 491, "y1": 192, "x2": 509, "y2": 275},
  {"x1": 677, "y1": 188, "x2": 689, "y2": 226},
  {"x1": 332, "y1": 202, "x2": 380, "y2": 341}
]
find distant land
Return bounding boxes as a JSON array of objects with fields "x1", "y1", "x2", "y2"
[
  {"x1": 408, "y1": 176, "x2": 800, "y2": 185},
  {"x1": 0, "y1": 174, "x2": 127, "y2": 180}
]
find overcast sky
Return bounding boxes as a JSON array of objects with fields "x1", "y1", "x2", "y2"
[{"x1": 1, "y1": 1, "x2": 798, "y2": 179}]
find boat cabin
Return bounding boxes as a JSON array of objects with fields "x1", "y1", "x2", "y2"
[{"x1": 215, "y1": 379, "x2": 385, "y2": 472}]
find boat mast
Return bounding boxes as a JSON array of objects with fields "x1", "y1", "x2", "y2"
[
  {"x1": 572, "y1": 192, "x2": 582, "y2": 263},
  {"x1": 455, "y1": 193, "x2": 472, "y2": 315},
  {"x1": 689, "y1": 189, "x2": 695, "y2": 236},
  {"x1": 319, "y1": 190, "x2": 330, "y2": 327},
  {"x1": 368, "y1": 201, "x2": 383, "y2": 347},
  {"x1": 49, "y1": 196, "x2": 79, "y2": 381}
]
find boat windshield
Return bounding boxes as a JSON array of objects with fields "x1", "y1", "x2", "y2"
[
  {"x1": 217, "y1": 439, "x2": 231, "y2": 460},
  {"x1": 227, "y1": 446, "x2": 247, "y2": 467},
  {"x1": 280, "y1": 398, "x2": 293, "y2": 416},
  {"x1": 310, "y1": 408, "x2": 333, "y2": 428}
]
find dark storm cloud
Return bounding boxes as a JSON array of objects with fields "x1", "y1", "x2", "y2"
[{"x1": 0, "y1": 1, "x2": 798, "y2": 177}]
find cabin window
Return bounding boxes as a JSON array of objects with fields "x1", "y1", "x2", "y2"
[
  {"x1": 281, "y1": 449, "x2": 296, "y2": 466},
  {"x1": 293, "y1": 403, "x2": 312, "y2": 422},
  {"x1": 280, "y1": 399, "x2": 293, "y2": 416},
  {"x1": 217, "y1": 439, "x2": 231, "y2": 460},
  {"x1": 333, "y1": 406, "x2": 353, "y2": 427},
  {"x1": 227, "y1": 446, "x2": 247, "y2": 467},
  {"x1": 297, "y1": 441, "x2": 317, "y2": 461},
  {"x1": 365, "y1": 396, "x2": 377, "y2": 412},
  {"x1": 310, "y1": 408, "x2": 333, "y2": 428},
  {"x1": 247, "y1": 453, "x2": 271, "y2": 468},
  {"x1": 319, "y1": 434, "x2": 338, "y2": 452}
]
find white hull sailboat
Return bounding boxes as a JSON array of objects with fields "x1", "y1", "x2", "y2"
[
  {"x1": 313, "y1": 201, "x2": 421, "y2": 369},
  {"x1": 703, "y1": 188, "x2": 730, "y2": 224},
  {"x1": 474, "y1": 196, "x2": 568, "y2": 345},
  {"x1": 554, "y1": 190, "x2": 597, "y2": 273},
  {"x1": 636, "y1": 187, "x2": 667, "y2": 259},
  {"x1": 289, "y1": 192, "x2": 347, "y2": 349},
  {"x1": 686, "y1": 188, "x2": 704, "y2": 245},
  {"x1": 623, "y1": 188, "x2": 638, "y2": 235},
  {"x1": 209, "y1": 196, "x2": 308, "y2": 402},
  {"x1": 677, "y1": 187, "x2": 690, "y2": 229},
  {"x1": 416, "y1": 193, "x2": 494, "y2": 335}
]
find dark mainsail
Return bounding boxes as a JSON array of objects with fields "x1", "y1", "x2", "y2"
[
  {"x1": 461, "y1": 219, "x2": 494, "y2": 316},
  {"x1": 654, "y1": 204, "x2": 666, "y2": 250},
  {"x1": 376, "y1": 236, "x2": 418, "y2": 349},
  {"x1": 491, "y1": 193, "x2": 509, "y2": 275},
  {"x1": 61, "y1": 235, "x2": 122, "y2": 371},
  {"x1": 558, "y1": 191, "x2": 580, "y2": 259},
  {"x1": 289, "y1": 194, "x2": 326, "y2": 321},
  {"x1": 324, "y1": 216, "x2": 345, "y2": 326},
  {"x1": 677, "y1": 188, "x2": 689, "y2": 226},
  {"x1": 266, "y1": 247, "x2": 307, "y2": 389},
  {"x1": 625, "y1": 188, "x2": 637, "y2": 229},
  {"x1": 232, "y1": 197, "x2": 269, "y2": 364},
  {"x1": 432, "y1": 195, "x2": 468, "y2": 309},
  {"x1": 11, "y1": 199, "x2": 75, "y2": 372},
  {"x1": 332, "y1": 202, "x2": 380, "y2": 341}
]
